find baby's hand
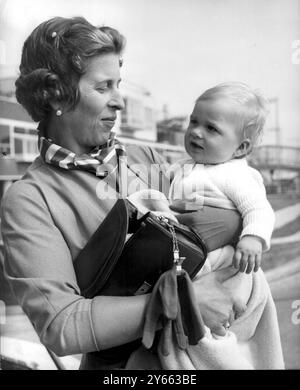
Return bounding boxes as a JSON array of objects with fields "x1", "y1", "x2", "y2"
[{"x1": 233, "y1": 236, "x2": 263, "y2": 274}]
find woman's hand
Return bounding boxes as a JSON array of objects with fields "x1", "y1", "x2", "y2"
[{"x1": 193, "y1": 269, "x2": 246, "y2": 336}]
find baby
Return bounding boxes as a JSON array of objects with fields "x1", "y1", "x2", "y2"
[{"x1": 168, "y1": 82, "x2": 275, "y2": 274}]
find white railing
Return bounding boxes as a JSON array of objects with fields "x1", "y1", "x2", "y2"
[
  {"x1": 0, "y1": 117, "x2": 37, "y2": 130},
  {"x1": 250, "y1": 145, "x2": 300, "y2": 170}
]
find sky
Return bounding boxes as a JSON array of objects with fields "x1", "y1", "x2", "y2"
[{"x1": 0, "y1": 0, "x2": 300, "y2": 146}]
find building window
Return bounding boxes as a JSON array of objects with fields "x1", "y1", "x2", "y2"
[
  {"x1": 15, "y1": 127, "x2": 36, "y2": 135},
  {"x1": 0, "y1": 124, "x2": 10, "y2": 154}
]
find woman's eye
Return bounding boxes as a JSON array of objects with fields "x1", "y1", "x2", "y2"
[
  {"x1": 97, "y1": 82, "x2": 109, "y2": 92},
  {"x1": 190, "y1": 119, "x2": 198, "y2": 126}
]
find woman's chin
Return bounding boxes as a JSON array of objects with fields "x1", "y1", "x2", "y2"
[
  {"x1": 94, "y1": 129, "x2": 112, "y2": 145},
  {"x1": 100, "y1": 120, "x2": 116, "y2": 131}
]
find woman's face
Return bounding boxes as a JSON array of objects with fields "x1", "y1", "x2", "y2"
[{"x1": 61, "y1": 53, "x2": 125, "y2": 154}]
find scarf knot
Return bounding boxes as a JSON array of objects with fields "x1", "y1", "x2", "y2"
[{"x1": 39, "y1": 132, "x2": 127, "y2": 180}]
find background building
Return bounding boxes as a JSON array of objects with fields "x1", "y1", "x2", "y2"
[
  {"x1": 157, "y1": 116, "x2": 188, "y2": 146},
  {"x1": 118, "y1": 80, "x2": 158, "y2": 141}
]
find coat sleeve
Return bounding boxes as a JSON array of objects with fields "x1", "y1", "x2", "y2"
[{"x1": 0, "y1": 181, "x2": 99, "y2": 356}]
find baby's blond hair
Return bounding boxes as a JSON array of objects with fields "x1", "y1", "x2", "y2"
[{"x1": 197, "y1": 82, "x2": 269, "y2": 154}]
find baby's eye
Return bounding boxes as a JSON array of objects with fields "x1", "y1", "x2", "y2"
[{"x1": 207, "y1": 124, "x2": 218, "y2": 133}]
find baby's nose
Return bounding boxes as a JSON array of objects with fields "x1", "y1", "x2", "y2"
[{"x1": 191, "y1": 126, "x2": 204, "y2": 138}]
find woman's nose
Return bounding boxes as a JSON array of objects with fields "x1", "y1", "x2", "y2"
[{"x1": 108, "y1": 89, "x2": 125, "y2": 110}]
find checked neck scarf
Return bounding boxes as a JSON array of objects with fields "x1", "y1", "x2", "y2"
[{"x1": 39, "y1": 131, "x2": 127, "y2": 193}]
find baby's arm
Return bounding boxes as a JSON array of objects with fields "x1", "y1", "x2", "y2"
[{"x1": 224, "y1": 165, "x2": 275, "y2": 273}]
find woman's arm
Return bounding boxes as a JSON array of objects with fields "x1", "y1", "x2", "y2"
[
  {"x1": 1, "y1": 178, "x2": 241, "y2": 356},
  {"x1": 0, "y1": 181, "x2": 150, "y2": 356},
  {"x1": 91, "y1": 295, "x2": 150, "y2": 349}
]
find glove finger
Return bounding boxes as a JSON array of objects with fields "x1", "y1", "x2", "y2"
[
  {"x1": 142, "y1": 312, "x2": 162, "y2": 349},
  {"x1": 143, "y1": 270, "x2": 178, "y2": 349},
  {"x1": 160, "y1": 319, "x2": 172, "y2": 356},
  {"x1": 159, "y1": 268, "x2": 179, "y2": 319},
  {"x1": 142, "y1": 284, "x2": 163, "y2": 349},
  {"x1": 173, "y1": 303, "x2": 188, "y2": 350},
  {"x1": 178, "y1": 272, "x2": 206, "y2": 344}
]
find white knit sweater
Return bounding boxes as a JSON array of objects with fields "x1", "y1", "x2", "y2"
[{"x1": 169, "y1": 158, "x2": 275, "y2": 251}]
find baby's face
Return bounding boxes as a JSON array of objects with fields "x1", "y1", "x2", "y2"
[{"x1": 185, "y1": 97, "x2": 244, "y2": 164}]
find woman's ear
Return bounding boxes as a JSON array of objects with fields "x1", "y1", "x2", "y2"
[
  {"x1": 44, "y1": 74, "x2": 64, "y2": 112},
  {"x1": 48, "y1": 89, "x2": 63, "y2": 111},
  {"x1": 233, "y1": 138, "x2": 252, "y2": 158},
  {"x1": 49, "y1": 99, "x2": 61, "y2": 112}
]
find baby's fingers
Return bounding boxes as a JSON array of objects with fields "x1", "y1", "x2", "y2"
[
  {"x1": 239, "y1": 253, "x2": 249, "y2": 273},
  {"x1": 245, "y1": 255, "x2": 255, "y2": 274},
  {"x1": 254, "y1": 253, "x2": 262, "y2": 272},
  {"x1": 233, "y1": 249, "x2": 242, "y2": 270}
]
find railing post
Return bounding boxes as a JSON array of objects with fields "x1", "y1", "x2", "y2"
[{"x1": 8, "y1": 125, "x2": 15, "y2": 158}]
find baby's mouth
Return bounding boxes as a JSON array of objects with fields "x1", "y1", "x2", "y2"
[{"x1": 190, "y1": 140, "x2": 204, "y2": 149}]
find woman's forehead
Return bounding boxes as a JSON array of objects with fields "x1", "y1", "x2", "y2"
[{"x1": 83, "y1": 53, "x2": 122, "y2": 81}]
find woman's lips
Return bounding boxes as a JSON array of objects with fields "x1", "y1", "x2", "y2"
[{"x1": 101, "y1": 119, "x2": 116, "y2": 127}]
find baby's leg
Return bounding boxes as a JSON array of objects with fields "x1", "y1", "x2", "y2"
[{"x1": 176, "y1": 207, "x2": 242, "y2": 252}]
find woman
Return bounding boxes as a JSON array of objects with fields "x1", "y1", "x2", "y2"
[{"x1": 1, "y1": 16, "x2": 244, "y2": 370}]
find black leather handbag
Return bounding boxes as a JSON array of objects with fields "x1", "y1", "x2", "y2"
[
  {"x1": 74, "y1": 198, "x2": 208, "y2": 367},
  {"x1": 74, "y1": 198, "x2": 207, "y2": 298}
]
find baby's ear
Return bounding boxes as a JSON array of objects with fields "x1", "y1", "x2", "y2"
[{"x1": 233, "y1": 138, "x2": 252, "y2": 158}]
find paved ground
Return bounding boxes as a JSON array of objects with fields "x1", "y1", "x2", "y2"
[
  {"x1": 273, "y1": 203, "x2": 300, "y2": 229},
  {"x1": 266, "y1": 260, "x2": 300, "y2": 369},
  {"x1": 271, "y1": 231, "x2": 300, "y2": 245},
  {"x1": 266, "y1": 204, "x2": 300, "y2": 368}
]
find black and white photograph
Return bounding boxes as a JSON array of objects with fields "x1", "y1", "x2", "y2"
[{"x1": 0, "y1": 0, "x2": 299, "y2": 374}]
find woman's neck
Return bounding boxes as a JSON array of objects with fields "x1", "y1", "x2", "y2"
[{"x1": 41, "y1": 115, "x2": 88, "y2": 155}]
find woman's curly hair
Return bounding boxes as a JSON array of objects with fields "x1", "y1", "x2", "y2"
[{"x1": 15, "y1": 17, "x2": 126, "y2": 122}]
